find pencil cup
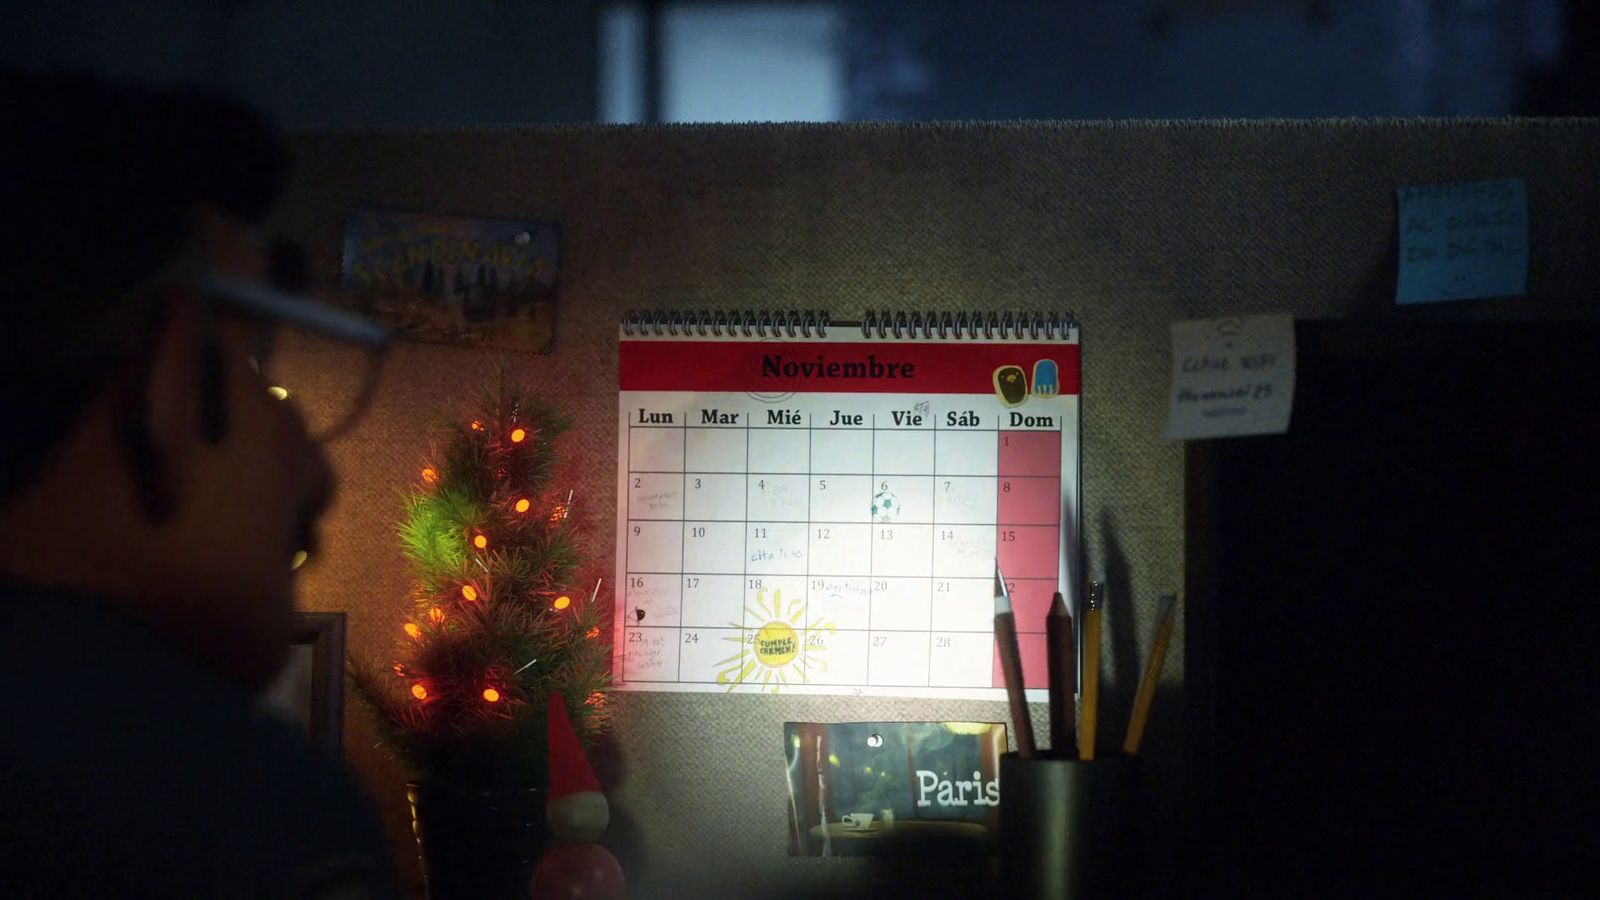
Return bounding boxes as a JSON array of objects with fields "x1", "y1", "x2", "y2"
[{"x1": 999, "y1": 752, "x2": 1138, "y2": 899}]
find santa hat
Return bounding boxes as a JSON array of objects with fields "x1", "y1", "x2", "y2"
[{"x1": 546, "y1": 693, "x2": 608, "y2": 842}]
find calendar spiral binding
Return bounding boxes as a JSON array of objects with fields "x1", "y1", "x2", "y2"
[
  {"x1": 621, "y1": 309, "x2": 1077, "y2": 340},
  {"x1": 621, "y1": 309, "x2": 832, "y2": 338},
  {"x1": 855, "y1": 310, "x2": 1077, "y2": 341}
]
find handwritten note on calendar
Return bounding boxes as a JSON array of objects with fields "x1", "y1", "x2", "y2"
[{"x1": 613, "y1": 317, "x2": 1080, "y2": 700}]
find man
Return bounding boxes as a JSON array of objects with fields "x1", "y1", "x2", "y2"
[{"x1": 0, "y1": 68, "x2": 397, "y2": 897}]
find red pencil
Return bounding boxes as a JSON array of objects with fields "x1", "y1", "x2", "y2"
[
  {"x1": 994, "y1": 561, "x2": 1035, "y2": 759},
  {"x1": 1046, "y1": 591, "x2": 1077, "y2": 756}
]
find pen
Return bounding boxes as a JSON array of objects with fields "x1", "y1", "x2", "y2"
[
  {"x1": 994, "y1": 560, "x2": 1035, "y2": 759},
  {"x1": 1046, "y1": 591, "x2": 1076, "y2": 756},
  {"x1": 1122, "y1": 593, "x2": 1178, "y2": 756},
  {"x1": 1078, "y1": 581, "x2": 1103, "y2": 761}
]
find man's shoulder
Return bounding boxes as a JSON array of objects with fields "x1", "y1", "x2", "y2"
[{"x1": 0, "y1": 589, "x2": 396, "y2": 897}]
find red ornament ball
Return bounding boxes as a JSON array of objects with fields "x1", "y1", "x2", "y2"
[{"x1": 530, "y1": 842, "x2": 624, "y2": 900}]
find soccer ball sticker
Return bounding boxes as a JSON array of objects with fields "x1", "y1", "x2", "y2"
[{"x1": 872, "y1": 490, "x2": 900, "y2": 522}]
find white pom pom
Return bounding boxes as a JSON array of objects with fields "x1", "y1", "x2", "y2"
[{"x1": 548, "y1": 791, "x2": 609, "y2": 843}]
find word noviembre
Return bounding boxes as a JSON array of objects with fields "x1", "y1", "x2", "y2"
[{"x1": 761, "y1": 354, "x2": 916, "y2": 380}]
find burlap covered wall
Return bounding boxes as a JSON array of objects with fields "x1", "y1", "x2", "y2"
[{"x1": 275, "y1": 120, "x2": 1600, "y2": 897}]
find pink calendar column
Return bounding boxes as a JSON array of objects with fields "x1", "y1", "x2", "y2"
[{"x1": 993, "y1": 428, "x2": 1061, "y2": 690}]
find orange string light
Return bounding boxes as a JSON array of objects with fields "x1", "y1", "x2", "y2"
[
  {"x1": 586, "y1": 626, "x2": 601, "y2": 639},
  {"x1": 470, "y1": 420, "x2": 484, "y2": 431},
  {"x1": 553, "y1": 595, "x2": 571, "y2": 611},
  {"x1": 461, "y1": 585, "x2": 479, "y2": 602},
  {"x1": 403, "y1": 623, "x2": 422, "y2": 639},
  {"x1": 482, "y1": 687, "x2": 501, "y2": 703},
  {"x1": 473, "y1": 534, "x2": 488, "y2": 550},
  {"x1": 509, "y1": 427, "x2": 527, "y2": 443},
  {"x1": 411, "y1": 683, "x2": 428, "y2": 700},
  {"x1": 428, "y1": 607, "x2": 445, "y2": 624},
  {"x1": 421, "y1": 467, "x2": 438, "y2": 484},
  {"x1": 514, "y1": 498, "x2": 531, "y2": 514}
]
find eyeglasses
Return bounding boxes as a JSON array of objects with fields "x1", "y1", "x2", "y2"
[{"x1": 200, "y1": 272, "x2": 391, "y2": 443}]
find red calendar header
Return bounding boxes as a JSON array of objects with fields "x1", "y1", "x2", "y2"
[{"x1": 620, "y1": 340, "x2": 1080, "y2": 395}]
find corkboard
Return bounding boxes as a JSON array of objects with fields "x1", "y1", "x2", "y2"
[{"x1": 273, "y1": 120, "x2": 1600, "y2": 897}]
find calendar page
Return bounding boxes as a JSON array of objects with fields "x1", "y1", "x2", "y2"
[{"x1": 615, "y1": 324, "x2": 1079, "y2": 700}]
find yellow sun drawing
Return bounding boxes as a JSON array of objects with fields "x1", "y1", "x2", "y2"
[{"x1": 716, "y1": 587, "x2": 833, "y2": 693}]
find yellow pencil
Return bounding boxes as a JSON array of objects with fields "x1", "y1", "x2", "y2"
[
  {"x1": 1122, "y1": 593, "x2": 1178, "y2": 756},
  {"x1": 1078, "y1": 582, "x2": 1103, "y2": 760}
]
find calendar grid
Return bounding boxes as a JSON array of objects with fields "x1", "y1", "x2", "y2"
[
  {"x1": 624, "y1": 419, "x2": 694, "y2": 684},
  {"x1": 742, "y1": 422, "x2": 750, "y2": 639},
  {"x1": 928, "y1": 421, "x2": 938, "y2": 687},
  {"x1": 623, "y1": 427, "x2": 632, "y2": 684},
  {"x1": 622, "y1": 413, "x2": 1043, "y2": 689},
  {"x1": 995, "y1": 418, "x2": 1006, "y2": 692},
  {"x1": 802, "y1": 414, "x2": 813, "y2": 674},
  {"x1": 676, "y1": 423, "x2": 687, "y2": 681},
  {"x1": 618, "y1": 331, "x2": 1080, "y2": 699},
  {"x1": 866, "y1": 414, "x2": 876, "y2": 679}
]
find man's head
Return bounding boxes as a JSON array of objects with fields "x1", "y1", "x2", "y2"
[{"x1": 0, "y1": 68, "x2": 348, "y2": 690}]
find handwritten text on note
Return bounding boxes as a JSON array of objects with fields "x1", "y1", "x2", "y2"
[
  {"x1": 1396, "y1": 178, "x2": 1527, "y2": 305},
  {"x1": 1164, "y1": 314, "x2": 1296, "y2": 441}
]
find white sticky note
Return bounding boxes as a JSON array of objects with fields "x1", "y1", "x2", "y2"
[
  {"x1": 1164, "y1": 314, "x2": 1296, "y2": 441},
  {"x1": 1396, "y1": 178, "x2": 1528, "y2": 304}
]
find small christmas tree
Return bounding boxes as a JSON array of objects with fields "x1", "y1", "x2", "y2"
[{"x1": 351, "y1": 366, "x2": 610, "y2": 789}]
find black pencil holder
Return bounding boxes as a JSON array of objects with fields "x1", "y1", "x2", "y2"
[{"x1": 999, "y1": 752, "x2": 1138, "y2": 899}]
